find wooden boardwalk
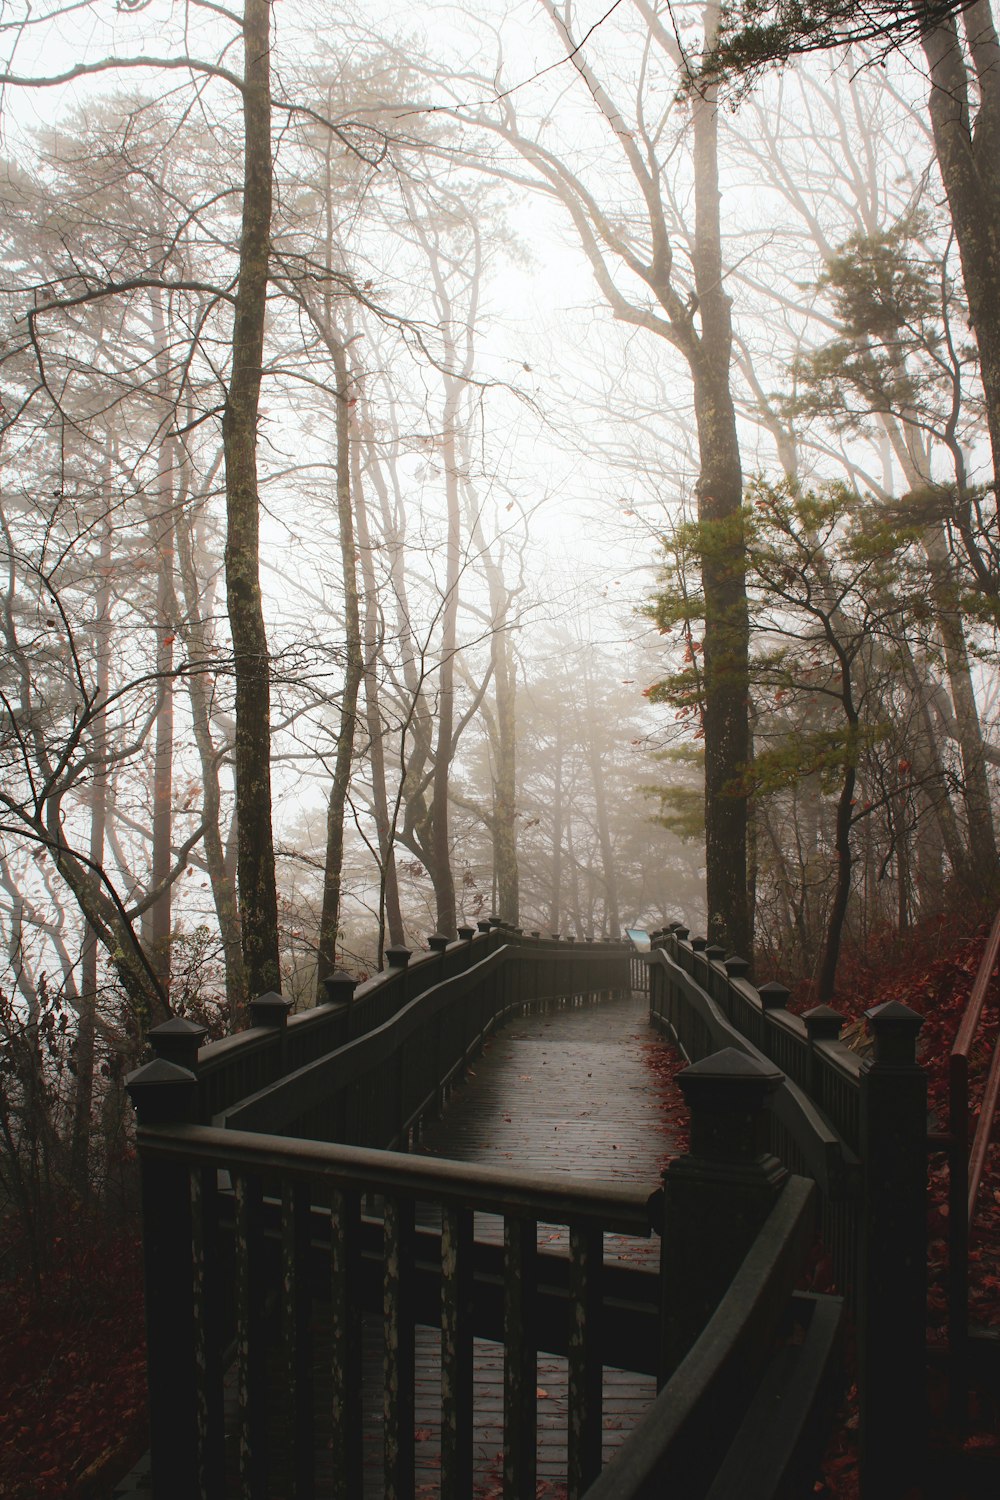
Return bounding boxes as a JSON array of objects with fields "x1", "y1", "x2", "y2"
[
  {"x1": 113, "y1": 988, "x2": 685, "y2": 1500},
  {"x1": 360, "y1": 987, "x2": 685, "y2": 1497}
]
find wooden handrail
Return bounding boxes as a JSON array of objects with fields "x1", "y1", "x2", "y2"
[{"x1": 952, "y1": 906, "x2": 1000, "y2": 1225}]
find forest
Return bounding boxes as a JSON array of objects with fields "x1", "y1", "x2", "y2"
[{"x1": 1, "y1": 0, "x2": 1000, "y2": 1494}]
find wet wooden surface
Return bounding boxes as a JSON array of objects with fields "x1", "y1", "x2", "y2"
[{"x1": 364, "y1": 988, "x2": 685, "y2": 1498}]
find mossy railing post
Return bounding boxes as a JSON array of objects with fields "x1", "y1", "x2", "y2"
[
  {"x1": 125, "y1": 1058, "x2": 201, "y2": 1500},
  {"x1": 658, "y1": 1048, "x2": 788, "y2": 1384},
  {"x1": 858, "y1": 1000, "x2": 927, "y2": 1500}
]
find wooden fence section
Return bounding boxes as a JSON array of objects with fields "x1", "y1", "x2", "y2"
[
  {"x1": 127, "y1": 930, "x2": 639, "y2": 1500},
  {"x1": 644, "y1": 925, "x2": 927, "y2": 1499}
]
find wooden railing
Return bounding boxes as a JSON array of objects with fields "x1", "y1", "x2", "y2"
[
  {"x1": 127, "y1": 930, "x2": 637, "y2": 1500},
  {"x1": 129, "y1": 1119, "x2": 655, "y2": 1500},
  {"x1": 127, "y1": 925, "x2": 849, "y2": 1500},
  {"x1": 582, "y1": 1176, "x2": 836, "y2": 1500},
  {"x1": 645, "y1": 925, "x2": 927, "y2": 1500},
  {"x1": 928, "y1": 906, "x2": 1000, "y2": 1409}
]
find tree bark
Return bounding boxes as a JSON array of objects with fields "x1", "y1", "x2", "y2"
[
  {"x1": 691, "y1": 7, "x2": 752, "y2": 957},
  {"x1": 175, "y1": 465, "x2": 247, "y2": 1020},
  {"x1": 222, "y1": 0, "x2": 279, "y2": 1002},
  {"x1": 921, "y1": 2, "x2": 1000, "y2": 556},
  {"x1": 316, "y1": 335, "x2": 364, "y2": 987},
  {"x1": 352, "y1": 436, "x2": 405, "y2": 958},
  {"x1": 70, "y1": 484, "x2": 112, "y2": 1192}
]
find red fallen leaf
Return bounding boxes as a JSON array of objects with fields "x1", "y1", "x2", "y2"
[
  {"x1": 414, "y1": 1427, "x2": 433, "y2": 1441},
  {"x1": 536, "y1": 1387, "x2": 549, "y2": 1399}
]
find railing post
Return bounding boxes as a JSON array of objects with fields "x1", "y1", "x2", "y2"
[
  {"x1": 658, "y1": 1047, "x2": 787, "y2": 1384},
  {"x1": 322, "y1": 969, "x2": 357, "y2": 1007},
  {"x1": 250, "y1": 990, "x2": 293, "y2": 1077},
  {"x1": 803, "y1": 1003, "x2": 842, "y2": 1102},
  {"x1": 704, "y1": 942, "x2": 727, "y2": 1003},
  {"x1": 858, "y1": 1000, "x2": 926, "y2": 1500},
  {"x1": 148, "y1": 1018, "x2": 207, "y2": 1120},
  {"x1": 125, "y1": 1059, "x2": 200, "y2": 1500},
  {"x1": 457, "y1": 925, "x2": 476, "y2": 974}
]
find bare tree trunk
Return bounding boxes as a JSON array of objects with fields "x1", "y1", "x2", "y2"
[
  {"x1": 549, "y1": 712, "x2": 564, "y2": 934},
  {"x1": 143, "y1": 432, "x2": 175, "y2": 998},
  {"x1": 175, "y1": 464, "x2": 247, "y2": 1020},
  {"x1": 692, "y1": 6, "x2": 751, "y2": 957},
  {"x1": 491, "y1": 642, "x2": 520, "y2": 924},
  {"x1": 352, "y1": 437, "x2": 404, "y2": 958},
  {"x1": 316, "y1": 336, "x2": 364, "y2": 988},
  {"x1": 70, "y1": 480, "x2": 112, "y2": 1192},
  {"x1": 922, "y1": 3, "x2": 1000, "y2": 554},
  {"x1": 582, "y1": 675, "x2": 621, "y2": 938},
  {"x1": 223, "y1": 0, "x2": 280, "y2": 1001},
  {"x1": 430, "y1": 387, "x2": 461, "y2": 938}
]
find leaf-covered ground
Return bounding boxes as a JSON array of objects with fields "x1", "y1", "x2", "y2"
[{"x1": 0, "y1": 1215, "x2": 147, "y2": 1500}]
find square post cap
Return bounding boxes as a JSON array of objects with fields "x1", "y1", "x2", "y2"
[
  {"x1": 126, "y1": 1058, "x2": 198, "y2": 1125},
  {"x1": 477, "y1": 920, "x2": 492, "y2": 934},
  {"x1": 690, "y1": 936, "x2": 708, "y2": 951},
  {"x1": 705, "y1": 943, "x2": 727, "y2": 963},
  {"x1": 427, "y1": 934, "x2": 449, "y2": 953},
  {"x1": 384, "y1": 945, "x2": 411, "y2": 969},
  {"x1": 673, "y1": 926, "x2": 690, "y2": 942},
  {"x1": 550, "y1": 932, "x2": 561, "y2": 941},
  {"x1": 804, "y1": 1004, "x2": 843, "y2": 1043},
  {"x1": 865, "y1": 999, "x2": 923, "y2": 1065},
  {"x1": 322, "y1": 971, "x2": 357, "y2": 1006},
  {"x1": 488, "y1": 914, "x2": 502, "y2": 927},
  {"x1": 147, "y1": 1016, "x2": 207, "y2": 1071},
  {"x1": 457, "y1": 926, "x2": 476, "y2": 941},
  {"x1": 758, "y1": 980, "x2": 791, "y2": 1010},
  {"x1": 530, "y1": 930, "x2": 541, "y2": 939},
  {"x1": 678, "y1": 1048, "x2": 784, "y2": 1162},
  {"x1": 725, "y1": 956, "x2": 751, "y2": 980},
  {"x1": 249, "y1": 991, "x2": 293, "y2": 1028}
]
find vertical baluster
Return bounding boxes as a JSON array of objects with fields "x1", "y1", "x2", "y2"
[
  {"x1": 191, "y1": 1166, "x2": 225, "y2": 1499},
  {"x1": 504, "y1": 1216, "x2": 537, "y2": 1499},
  {"x1": 330, "y1": 1187, "x2": 363, "y2": 1498},
  {"x1": 567, "y1": 1223, "x2": 603, "y2": 1497},
  {"x1": 441, "y1": 1205, "x2": 474, "y2": 1498},
  {"x1": 283, "y1": 1180, "x2": 315, "y2": 1500},
  {"x1": 384, "y1": 1194, "x2": 416, "y2": 1500},
  {"x1": 235, "y1": 1172, "x2": 267, "y2": 1499}
]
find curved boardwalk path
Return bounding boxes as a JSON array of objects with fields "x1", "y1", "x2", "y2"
[
  {"x1": 113, "y1": 988, "x2": 685, "y2": 1500},
  {"x1": 364, "y1": 987, "x2": 686, "y2": 1498}
]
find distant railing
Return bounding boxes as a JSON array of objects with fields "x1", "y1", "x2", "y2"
[{"x1": 646, "y1": 924, "x2": 927, "y2": 1500}]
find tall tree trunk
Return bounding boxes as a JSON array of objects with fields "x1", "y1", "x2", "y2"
[
  {"x1": 175, "y1": 464, "x2": 247, "y2": 1021},
  {"x1": 921, "y1": 2, "x2": 1000, "y2": 579},
  {"x1": 70, "y1": 481, "x2": 112, "y2": 1193},
  {"x1": 924, "y1": 527, "x2": 999, "y2": 887},
  {"x1": 430, "y1": 385, "x2": 462, "y2": 938},
  {"x1": 353, "y1": 438, "x2": 404, "y2": 959},
  {"x1": 143, "y1": 432, "x2": 175, "y2": 998},
  {"x1": 692, "y1": 6, "x2": 751, "y2": 958},
  {"x1": 223, "y1": 0, "x2": 279, "y2": 1001},
  {"x1": 491, "y1": 643, "x2": 520, "y2": 924},
  {"x1": 316, "y1": 336, "x2": 364, "y2": 988},
  {"x1": 549, "y1": 712, "x2": 564, "y2": 933},
  {"x1": 582, "y1": 677, "x2": 621, "y2": 938}
]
